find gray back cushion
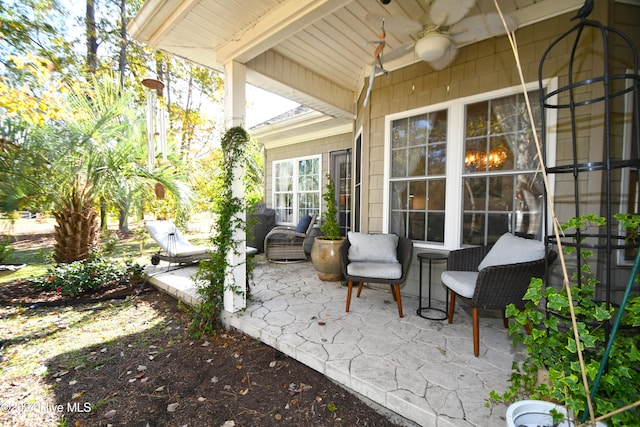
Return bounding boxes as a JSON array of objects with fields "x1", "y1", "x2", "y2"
[{"x1": 348, "y1": 232, "x2": 399, "y2": 263}]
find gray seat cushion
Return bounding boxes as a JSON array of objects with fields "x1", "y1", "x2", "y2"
[
  {"x1": 347, "y1": 261, "x2": 402, "y2": 280},
  {"x1": 441, "y1": 271, "x2": 479, "y2": 299}
]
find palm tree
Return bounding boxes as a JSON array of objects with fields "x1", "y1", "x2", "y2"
[{"x1": 5, "y1": 73, "x2": 189, "y2": 263}]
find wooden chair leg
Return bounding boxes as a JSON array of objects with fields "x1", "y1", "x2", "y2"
[
  {"x1": 356, "y1": 282, "x2": 364, "y2": 297},
  {"x1": 448, "y1": 292, "x2": 456, "y2": 324},
  {"x1": 502, "y1": 309, "x2": 509, "y2": 329},
  {"x1": 389, "y1": 284, "x2": 397, "y2": 301},
  {"x1": 346, "y1": 280, "x2": 353, "y2": 312},
  {"x1": 472, "y1": 307, "x2": 480, "y2": 357},
  {"x1": 391, "y1": 284, "x2": 403, "y2": 318}
]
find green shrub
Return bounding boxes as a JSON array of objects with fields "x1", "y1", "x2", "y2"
[
  {"x1": 320, "y1": 174, "x2": 341, "y2": 240},
  {"x1": 0, "y1": 237, "x2": 14, "y2": 263},
  {"x1": 100, "y1": 231, "x2": 120, "y2": 256},
  {"x1": 37, "y1": 255, "x2": 144, "y2": 297}
]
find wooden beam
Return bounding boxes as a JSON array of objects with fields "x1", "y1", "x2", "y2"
[{"x1": 217, "y1": 0, "x2": 352, "y2": 65}]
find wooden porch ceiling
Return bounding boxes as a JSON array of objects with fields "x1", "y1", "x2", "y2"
[{"x1": 128, "y1": 0, "x2": 584, "y2": 120}]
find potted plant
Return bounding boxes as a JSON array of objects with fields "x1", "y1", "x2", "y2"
[
  {"x1": 311, "y1": 174, "x2": 345, "y2": 281},
  {"x1": 489, "y1": 214, "x2": 640, "y2": 427}
]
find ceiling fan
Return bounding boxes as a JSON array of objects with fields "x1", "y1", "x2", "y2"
[{"x1": 369, "y1": 0, "x2": 519, "y2": 70}]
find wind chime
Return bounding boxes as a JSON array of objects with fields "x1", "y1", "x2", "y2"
[
  {"x1": 142, "y1": 78, "x2": 167, "y2": 199},
  {"x1": 142, "y1": 78, "x2": 167, "y2": 172}
]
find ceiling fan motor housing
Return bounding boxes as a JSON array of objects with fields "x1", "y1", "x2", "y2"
[{"x1": 415, "y1": 33, "x2": 450, "y2": 62}]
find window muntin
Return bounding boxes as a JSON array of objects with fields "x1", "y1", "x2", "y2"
[
  {"x1": 273, "y1": 156, "x2": 320, "y2": 224},
  {"x1": 389, "y1": 110, "x2": 447, "y2": 243}
]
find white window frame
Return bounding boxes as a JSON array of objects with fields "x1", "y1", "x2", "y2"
[
  {"x1": 272, "y1": 154, "x2": 322, "y2": 226},
  {"x1": 617, "y1": 70, "x2": 639, "y2": 266},
  {"x1": 383, "y1": 79, "x2": 558, "y2": 250},
  {"x1": 353, "y1": 126, "x2": 364, "y2": 233}
]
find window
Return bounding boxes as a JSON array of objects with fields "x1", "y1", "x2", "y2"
[
  {"x1": 273, "y1": 155, "x2": 321, "y2": 225},
  {"x1": 389, "y1": 110, "x2": 447, "y2": 242},
  {"x1": 385, "y1": 83, "x2": 553, "y2": 249},
  {"x1": 463, "y1": 91, "x2": 543, "y2": 245}
]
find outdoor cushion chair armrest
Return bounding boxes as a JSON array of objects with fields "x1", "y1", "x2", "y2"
[
  {"x1": 265, "y1": 227, "x2": 308, "y2": 239},
  {"x1": 471, "y1": 255, "x2": 553, "y2": 309},
  {"x1": 270, "y1": 225, "x2": 295, "y2": 231},
  {"x1": 397, "y1": 236, "x2": 413, "y2": 275},
  {"x1": 447, "y1": 245, "x2": 493, "y2": 272}
]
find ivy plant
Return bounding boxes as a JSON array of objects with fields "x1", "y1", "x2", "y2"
[
  {"x1": 488, "y1": 214, "x2": 640, "y2": 426},
  {"x1": 191, "y1": 126, "x2": 251, "y2": 337}
]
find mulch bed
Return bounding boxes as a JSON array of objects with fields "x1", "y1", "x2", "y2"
[{"x1": 1, "y1": 277, "x2": 403, "y2": 427}]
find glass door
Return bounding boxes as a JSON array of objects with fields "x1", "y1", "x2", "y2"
[{"x1": 330, "y1": 149, "x2": 352, "y2": 237}]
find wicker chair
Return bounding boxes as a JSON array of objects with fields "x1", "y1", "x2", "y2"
[
  {"x1": 441, "y1": 244, "x2": 557, "y2": 356},
  {"x1": 340, "y1": 233, "x2": 413, "y2": 318},
  {"x1": 264, "y1": 214, "x2": 316, "y2": 262}
]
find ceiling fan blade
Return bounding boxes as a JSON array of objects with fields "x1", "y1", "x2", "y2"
[
  {"x1": 381, "y1": 41, "x2": 416, "y2": 63},
  {"x1": 428, "y1": 41, "x2": 458, "y2": 71},
  {"x1": 365, "y1": 13, "x2": 422, "y2": 34},
  {"x1": 450, "y1": 13, "x2": 519, "y2": 44},
  {"x1": 429, "y1": 0, "x2": 476, "y2": 27}
]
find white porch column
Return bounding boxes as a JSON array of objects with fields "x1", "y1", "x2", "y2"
[{"x1": 223, "y1": 60, "x2": 247, "y2": 313}]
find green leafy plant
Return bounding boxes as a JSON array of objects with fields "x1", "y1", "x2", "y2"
[
  {"x1": 489, "y1": 214, "x2": 640, "y2": 426},
  {"x1": 37, "y1": 255, "x2": 144, "y2": 297},
  {"x1": 320, "y1": 174, "x2": 341, "y2": 240},
  {"x1": 192, "y1": 126, "x2": 251, "y2": 337},
  {"x1": 0, "y1": 236, "x2": 14, "y2": 263},
  {"x1": 100, "y1": 231, "x2": 119, "y2": 256},
  {"x1": 133, "y1": 225, "x2": 149, "y2": 254}
]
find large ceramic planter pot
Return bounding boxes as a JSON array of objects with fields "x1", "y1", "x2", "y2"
[
  {"x1": 506, "y1": 400, "x2": 607, "y2": 427},
  {"x1": 310, "y1": 237, "x2": 344, "y2": 281}
]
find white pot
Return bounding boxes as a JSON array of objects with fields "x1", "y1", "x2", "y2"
[{"x1": 506, "y1": 400, "x2": 607, "y2": 427}]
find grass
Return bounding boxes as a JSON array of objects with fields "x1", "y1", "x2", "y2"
[
  {"x1": 0, "y1": 216, "x2": 218, "y2": 425},
  {"x1": 0, "y1": 215, "x2": 210, "y2": 388},
  {"x1": 0, "y1": 215, "x2": 214, "y2": 285},
  {"x1": 0, "y1": 217, "x2": 196, "y2": 426},
  {"x1": 1, "y1": 300, "x2": 167, "y2": 379},
  {"x1": 0, "y1": 296, "x2": 177, "y2": 426},
  {"x1": 1, "y1": 248, "x2": 50, "y2": 283}
]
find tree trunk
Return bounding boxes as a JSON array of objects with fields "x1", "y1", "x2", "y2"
[
  {"x1": 53, "y1": 206, "x2": 101, "y2": 264},
  {"x1": 118, "y1": 192, "x2": 131, "y2": 233},
  {"x1": 86, "y1": 0, "x2": 98, "y2": 75},
  {"x1": 118, "y1": 0, "x2": 127, "y2": 89}
]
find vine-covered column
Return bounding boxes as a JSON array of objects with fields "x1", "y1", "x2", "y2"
[
  {"x1": 223, "y1": 61, "x2": 248, "y2": 313},
  {"x1": 192, "y1": 126, "x2": 249, "y2": 335}
]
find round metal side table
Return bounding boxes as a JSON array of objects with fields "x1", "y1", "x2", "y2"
[{"x1": 416, "y1": 252, "x2": 448, "y2": 320}]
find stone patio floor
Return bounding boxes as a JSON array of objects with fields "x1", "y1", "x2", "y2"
[{"x1": 145, "y1": 256, "x2": 521, "y2": 427}]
